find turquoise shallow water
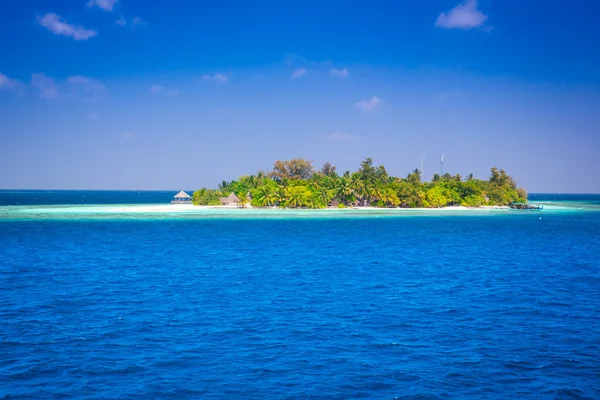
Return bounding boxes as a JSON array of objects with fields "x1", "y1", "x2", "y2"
[
  {"x1": 0, "y1": 205, "x2": 517, "y2": 221},
  {"x1": 1, "y1": 192, "x2": 599, "y2": 399},
  {"x1": 0, "y1": 191, "x2": 598, "y2": 221}
]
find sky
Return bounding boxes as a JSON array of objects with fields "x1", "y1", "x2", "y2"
[{"x1": 1, "y1": 0, "x2": 599, "y2": 193}]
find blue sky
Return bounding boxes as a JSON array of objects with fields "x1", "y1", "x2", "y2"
[{"x1": 1, "y1": 0, "x2": 599, "y2": 192}]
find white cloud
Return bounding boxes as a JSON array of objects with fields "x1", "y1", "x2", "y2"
[
  {"x1": 114, "y1": 15, "x2": 147, "y2": 27},
  {"x1": 329, "y1": 68, "x2": 349, "y2": 78},
  {"x1": 67, "y1": 75, "x2": 106, "y2": 94},
  {"x1": 0, "y1": 73, "x2": 19, "y2": 90},
  {"x1": 87, "y1": 0, "x2": 118, "y2": 11},
  {"x1": 115, "y1": 14, "x2": 126, "y2": 26},
  {"x1": 202, "y1": 73, "x2": 228, "y2": 83},
  {"x1": 29, "y1": 74, "x2": 106, "y2": 99},
  {"x1": 37, "y1": 13, "x2": 97, "y2": 40},
  {"x1": 291, "y1": 68, "x2": 307, "y2": 78},
  {"x1": 435, "y1": 0, "x2": 488, "y2": 30},
  {"x1": 355, "y1": 96, "x2": 382, "y2": 112},
  {"x1": 325, "y1": 131, "x2": 360, "y2": 143},
  {"x1": 131, "y1": 17, "x2": 149, "y2": 28},
  {"x1": 31, "y1": 73, "x2": 58, "y2": 99},
  {"x1": 150, "y1": 85, "x2": 179, "y2": 96}
]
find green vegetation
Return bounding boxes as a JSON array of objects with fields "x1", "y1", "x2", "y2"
[{"x1": 193, "y1": 158, "x2": 527, "y2": 208}]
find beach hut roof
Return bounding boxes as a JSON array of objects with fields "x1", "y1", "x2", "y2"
[
  {"x1": 219, "y1": 193, "x2": 240, "y2": 202},
  {"x1": 174, "y1": 190, "x2": 191, "y2": 198}
]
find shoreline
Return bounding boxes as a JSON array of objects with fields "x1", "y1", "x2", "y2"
[
  {"x1": 3, "y1": 203, "x2": 511, "y2": 214},
  {"x1": 1, "y1": 201, "x2": 594, "y2": 219},
  {"x1": 107, "y1": 204, "x2": 511, "y2": 213}
]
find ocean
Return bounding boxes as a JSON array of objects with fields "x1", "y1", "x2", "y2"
[{"x1": 1, "y1": 191, "x2": 599, "y2": 399}]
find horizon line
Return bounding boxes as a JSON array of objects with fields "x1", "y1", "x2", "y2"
[{"x1": 1, "y1": 189, "x2": 600, "y2": 195}]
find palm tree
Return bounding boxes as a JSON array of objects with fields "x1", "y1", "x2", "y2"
[
  {"x1": 253, "y1": 185, "x2": 279, "y2": 207},
  {"x1": 336, "y1": 178, "x2": 352, "y2": 205},
  {"x1": 317, "y1": 188, "x2": 334, "y2": 206},
  {"x1": 350, "y1": 173, "x2": 365, "y2": 205},
  {"x1": 192, "y1": 188, "x2": 206, "y2": 205},
  {"x1": 380, "y1": 187, "x2": 400, "y2": 207},
  {"x1": 236, "y1": 191, "x2": 249, "y2": 208},
  {"x1": 369, "y1": 185, "x2": 382, "y2": 203},
  {"x1": 246, "y1": 175, "x2": 258, "y2": 189},
  {"x1": 309, "y1": 176, "x2": 322, "y2": 191},
  {"x1": 218, "y1": 180, "x2": 230, "y2": 192},
  {"x1": 285, "y1": 187, "x2": 304, "y2": 208},
  {"x1": 407, "y1": 168, "x2": 421, "y2": 184}
]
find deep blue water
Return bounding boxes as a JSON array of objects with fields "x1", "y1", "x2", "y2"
[
  {"x1": 1, "y1": 195, "x2": 600, "y2": 399},
  {"x1": 0, "y1": 190, "x2": 190, "y2": 206}
]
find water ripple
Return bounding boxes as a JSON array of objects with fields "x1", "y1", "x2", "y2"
[{"x1": 1, "y1": 216, "x2": 599, "y2": 399}]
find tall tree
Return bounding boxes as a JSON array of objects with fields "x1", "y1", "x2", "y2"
[
  {"x1": 320, "y1": 162, "x2": 337, "y2": 177},
  {"x1": 350, "y1": 172, "x2": 366, "y2": 205},
  {"x1": 271, "y1": 158, "x2": 315, "y2": 181},
  {"x1": 406, "y1": 169, "x2": 422, "y2": 185},
  {"x1": 217, "y1": 180, "x2": 231, "y2": 192},
  {"x1": 359, "y1": 157, "x2": 377, "y2": 184},
  {"x1": 336, "y1": 178, "x2": 353, "y2": 205}
]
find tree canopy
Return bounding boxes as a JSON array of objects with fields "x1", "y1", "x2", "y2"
[
  {"x1": 193, "y1": 158, "x2": 528, "y2": 208},
  {"x1": 270, "y1": 158, "x2": 315, "y2": 181}
]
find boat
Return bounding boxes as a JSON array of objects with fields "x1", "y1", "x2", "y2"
[{"x1": 509, "y1": 202, "x2": 544, "y2": 210}]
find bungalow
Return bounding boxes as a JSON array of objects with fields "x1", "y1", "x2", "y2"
[
  {"x1": 219, "y1": 193, "x2": 240, "y2": 206},
  {"x1": 171, "y1": 190, "x2": 192, "y2": 204}
]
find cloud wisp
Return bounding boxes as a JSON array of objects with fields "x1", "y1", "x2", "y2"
[
  {"x1": 37, "y1": 13, "x2": 97, "y2": 40},
  {"x1": 114, "y1": 15, "x2": 147, "y2": 27},
  {"x1": 116, "y1": 14, "x2": 126, "y2": 26},
  {"x1": 202, "y1": 73, "x2": 228, "y2": 83},
  {"x1": 131, "y1": 17, "x2": 149, "y2": 28},
  {"x1": 355, "y1": 96, "x2": 382, "y2": 112},
  {"x1": 0, "y1": 73, "x2": 20, "y2": 91},
  {"x1": 329, "y1": 68, "x2": 349, "y2": 78},
  {"x1": 435, "y1": 0, "x2": 489, "y2": 30},
  {"x1": 29, "y1": 74, "x2": 108, "y2": 99},
  {"x1": 31, "y1": 73, "x2": 58, "y2": 99},
  {"x1": 291, "y1": 68, "x2": 307, "y2": 78},
  {"x1": 149, "y1": 85, "x2": 180, "y2": 96},
  {"x1": 87, "y1": 0, "x2": 118, "y2": 12},
  {"x1": 67, "y1": 75, "x2": 107, "y2": 95}
]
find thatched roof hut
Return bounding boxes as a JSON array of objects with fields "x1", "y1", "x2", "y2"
[{"x1": 219, "y1": 193, "x2": 240, "y2": 206}]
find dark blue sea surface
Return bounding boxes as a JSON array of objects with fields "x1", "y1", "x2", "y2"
[
  {"x1": 1, "y1": 196, "x2": 600, "y2": 399},
  {"x1": 0, "y1": 190, "x2": 189, "y2": 206}
]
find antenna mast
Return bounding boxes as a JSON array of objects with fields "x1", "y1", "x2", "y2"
[
  {"x1": 441, "y1": 155, "x2": 444, "y2": 176},
  {"x1": 420, "y1": 155, "x2": 425, "y2": 180}
]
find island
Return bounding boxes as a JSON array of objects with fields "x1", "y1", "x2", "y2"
[{"x1": 192, "y1": 158, "x2": 527, "y2": 209}]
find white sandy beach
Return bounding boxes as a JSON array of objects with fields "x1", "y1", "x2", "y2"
[
  {"x1": 102, "y1": 204, "x2": 509, "y2": 214},
  {"x1": 3, "y1": 203, "x2": 577, "y2": 220}
]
